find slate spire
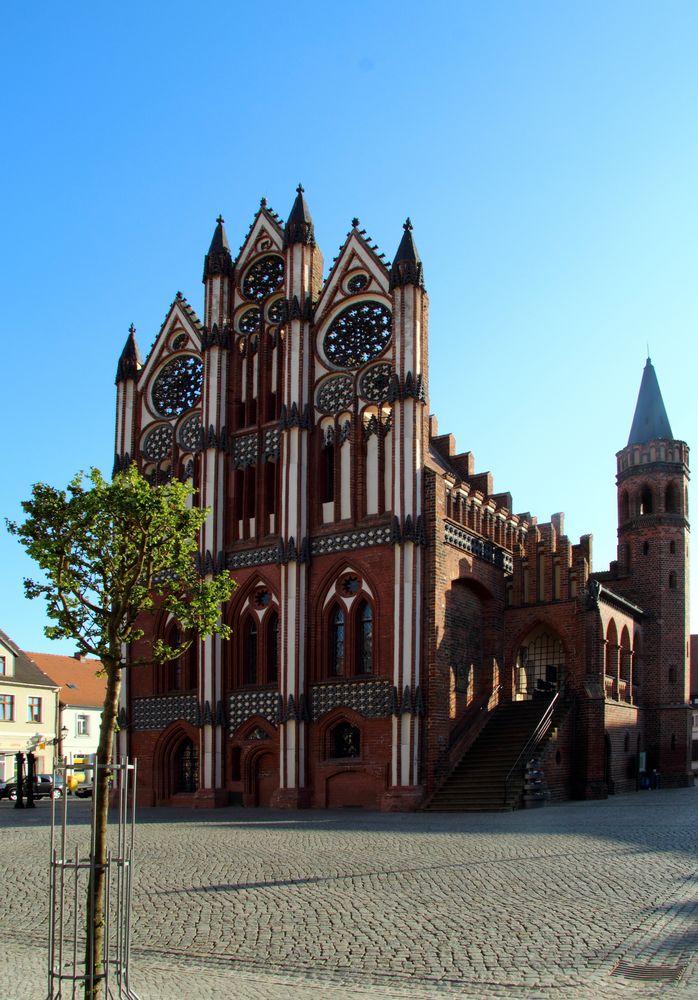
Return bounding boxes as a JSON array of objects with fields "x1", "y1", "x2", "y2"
[
  {"x1": 115, "y1": 324, "x2": 142, "y2": 384},
  {"x1": 203, "y1": 214, "x2": 233, "y2": 279},
  {"x1": 283, "y1": 184, "x2": 315, "y2": 247},
  {"x1": 389, "y1": 218, "x2": 424, "y2": 290},
  {"x1": 627, "y1": 357, "x2": 673, "y2": 446}
]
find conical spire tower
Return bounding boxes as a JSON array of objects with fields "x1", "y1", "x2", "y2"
[{"x1": 627, "y1": 357, "x2": 673, "y2": 445}]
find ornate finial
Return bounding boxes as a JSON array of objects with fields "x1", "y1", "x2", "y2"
[
  {"x1": 175, "y1": 291, "x2": 183, "y2": 300},
  {"x1": 296, "y1": 183, "x2": 304, "y2": 194},
  {"x1": 260, "y1": 197, "x2": 267, "y2": 208},
  {"x1": 128, "y1": 323, "x2": 136, "y2": 335},
  {"x1": 404, "y1": 217, "x2": 413, "y2": 231},
  {"x1": 352, "y1": 217, "x2": 360, "y2": 229},
  {"x1": 216, "y1": 214, "x2": 224, "y2": 225},
  {"x1": 647, "y1": 342, "x2": 651, "y2": 361}
]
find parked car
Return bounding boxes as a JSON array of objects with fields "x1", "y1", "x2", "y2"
[{"x1": 0, "y1": 773, "x2": 61, "y2": 801}]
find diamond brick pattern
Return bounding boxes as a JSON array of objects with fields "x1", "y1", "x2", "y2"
[
  {"x1": 229, "y1": 689, "x2": 280, "y2": 735},
  {"x1": 311, "y1": 679, "x2": 392, "y2": 720},
  {"x1": 132, "y1": 694, "x2": 199, "y2": 731}
]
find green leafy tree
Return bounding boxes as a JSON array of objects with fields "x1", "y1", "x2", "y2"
[{"x1": 7, "y1": 466, "x2": 234, "y2": 1000}]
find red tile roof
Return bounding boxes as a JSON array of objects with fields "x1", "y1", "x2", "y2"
[{"x1": 26, "y1": 652, "x2": 106, "y2": 709}]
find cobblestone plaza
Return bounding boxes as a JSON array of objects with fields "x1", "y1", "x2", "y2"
[{"x1": 2, "y1": 789, "x2": 697, "y2": 999}]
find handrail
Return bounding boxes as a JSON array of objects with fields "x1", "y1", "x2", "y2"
[
  {"x1": 448, "y1": 683, "x2": 503, "y2": 749},
  {"x1": 503, "y1": 690, "x2": 561, "y2": 806}
]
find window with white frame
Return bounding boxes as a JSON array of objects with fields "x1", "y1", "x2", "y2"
[
  {"x1": 77, "y1": 714, "x2": 89, "y2": 736},
  {"x1": 0, "y1": 655, "x2": 6, "y2": 675}
]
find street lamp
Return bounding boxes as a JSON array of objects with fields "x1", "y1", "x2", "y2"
[{"x1": 58, "y1": 725, "x2": 68, "y2": 761}]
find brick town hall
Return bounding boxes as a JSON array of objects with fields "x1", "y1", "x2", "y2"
[{"x1": 113, "y1": 187, "x2": 692, "y2": 810}]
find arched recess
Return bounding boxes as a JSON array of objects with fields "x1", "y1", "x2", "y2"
[
  {"x1": 605, "y1": 619, "x2": 619, "y2": 700},
  {"x1": 619, "y1": 626, "x2": 632, "y2": 701},
  {"x1": 153, "y1": 722, "x2": 199, "y2": 804},
  {"x1": 316, "y1": 707, "x2": 383, "y2": 808},
  {"x1": 639, "y1": 486, "x2": 654, "y2": 516},
  {"x1": 620, "y1": 491, "x2": 630, "y2": 523},
  {"x1": 443, "y1": 578, "x2": 494, "y2": 717},
  {"x1": 514, "y1": 624, "x2": 566, "y2": 699},
  {"x1": 665, "y1": 481, "x2": 680, "y2": 514}
]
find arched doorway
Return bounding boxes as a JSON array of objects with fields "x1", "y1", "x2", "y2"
[
  {"x1": 515, "y1": 626, "x2": 565, "y2": 699},
  {"x1": 155, "y1": 726, "x2": 199, "y2": 803}
]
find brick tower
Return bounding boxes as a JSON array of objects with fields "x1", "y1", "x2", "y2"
[{"x1": 615, "y1": 358, "x2": 692, "y2": 784}]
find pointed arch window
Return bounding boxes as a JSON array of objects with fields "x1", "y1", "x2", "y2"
[
  {"x1": 267, "y1": 612, "x2": 279, "y2": 684},
  {"x1": 330, "y1": 607, "x2": 345, "y2": 676},
  {"x1": 357, "y1": 601, "x2": 373, "y2": 675},
  {"x1": 176, "y1": 738, "x2": 198, "y2": 793},
  {"x1": 330, "y1": 721, "x2": 360, "y2": 758},
  {"x1": 244, "y1": 617, "x2": 258, "y2": 685}
]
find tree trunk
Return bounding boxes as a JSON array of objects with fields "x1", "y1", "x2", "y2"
[{"x1": 85, "y1": 660, "x2": 121, "y2": 1000}]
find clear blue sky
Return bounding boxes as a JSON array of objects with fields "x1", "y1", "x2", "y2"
[{"x1": 1, "y1": 2, "x2": 696, "y2": 652}]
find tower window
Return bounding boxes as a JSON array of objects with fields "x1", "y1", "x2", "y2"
[
  {"x1": 669, "y1": 541, "x2": 676, "y2": 555},
  {"x1": 669, "y1": 572, "x2": 677, "y2": 589},
  {"x1": 639, "y1": 488, "x2": 653, "y2": 515},
  {"x1": 668, "y1": 665, "x2": 677, "y2": 683},
  {"x1": 643, "y1": 542, "x2": 650, "y2": 556}
]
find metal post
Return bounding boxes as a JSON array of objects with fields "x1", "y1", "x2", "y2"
[
  {"x1": 14, "y1": 752, "x2": 24, "y2": 809},
  {"x1": 26, "y1": 751, "x2": 36, "y2": 808}
]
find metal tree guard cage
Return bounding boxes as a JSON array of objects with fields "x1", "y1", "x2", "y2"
[{"x1": 47, "y1": 758, "x2": 139, "y2": 1000}]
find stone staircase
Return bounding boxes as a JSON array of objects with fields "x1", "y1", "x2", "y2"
[{"x1": 425, "y1": 697, "x2": 556, "y2": 812}]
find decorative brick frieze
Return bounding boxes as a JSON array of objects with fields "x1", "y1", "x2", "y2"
[
  {"x1": 444, "y1": 521, "x2": 513, "y2": 572},
  {"x1": 311, "y1": 679, "x2": 393, "y2": 720},
  {"x1": 231, "y1": 433, "x2": 258, "y2": 468},
  {"x1": 263, "y1": 427, "x2": 280, "y2": 460},
  {"x1": 132, "y1": 694, "x2": 199, "y2": 731},
  {"x1": 309, "y1": 525, "x2": 392, "y2": 556},
  {"x1": 226, "y1": 545, "x2": 278, "y2": 570},
  {"x1": 229, "y1": 689, "x2": 280, "y2": 735}
]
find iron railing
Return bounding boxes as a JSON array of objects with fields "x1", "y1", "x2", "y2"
[
  {"x1": 47, "y1": 758, "x2": 139, "y2": 999},
  {"x1": 503, "y1": 692, "x2": 561, "y2": 808}
]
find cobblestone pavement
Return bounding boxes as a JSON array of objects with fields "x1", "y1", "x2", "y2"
[{"x1": 1, "y1": 787, "x2": 697, "y2": 999}]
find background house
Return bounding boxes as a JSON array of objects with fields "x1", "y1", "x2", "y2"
[
  {"x1": 27, "y1": 652, "x2": 104, "y2": 767},
  {"x1": 0, "y1": 627, "x2": 59, "y2": 779}
]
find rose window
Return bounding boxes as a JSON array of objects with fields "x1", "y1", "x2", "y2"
[
  {"x1": 267, "y1": 297, "x2": 285, "y2": 324},
  {"x1": 323, "y1": 301, "x2": 391, "y2": 369},
  {"x1": 142, "y1": 424, "x2": 174, "y2": 462},
  {"x1": 179, "y1": 412, "x2": 202, "y2": 452},
  {"x1": 359, "y1": 363, "x2": 392, "y2": 402},
  {"x1": 239, "y1": 307, "x2": 261, "y2": 335},
  {"x1": 316, "y1": 375, "x2": 354, "y2": 414},
  {"x1": 242, "y1": 255, "x2": 285, "y2": 301},
  {"x1": 347, "y1": 273, "x2": 369, "y2": 293},
  {"x1": 152, "y1": 355, "x2": 203, "y2": 417}
]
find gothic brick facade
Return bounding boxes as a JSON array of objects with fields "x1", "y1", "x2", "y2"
[{"x1": 113, "y1": 189, "x2": 692, "y2": 810}]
